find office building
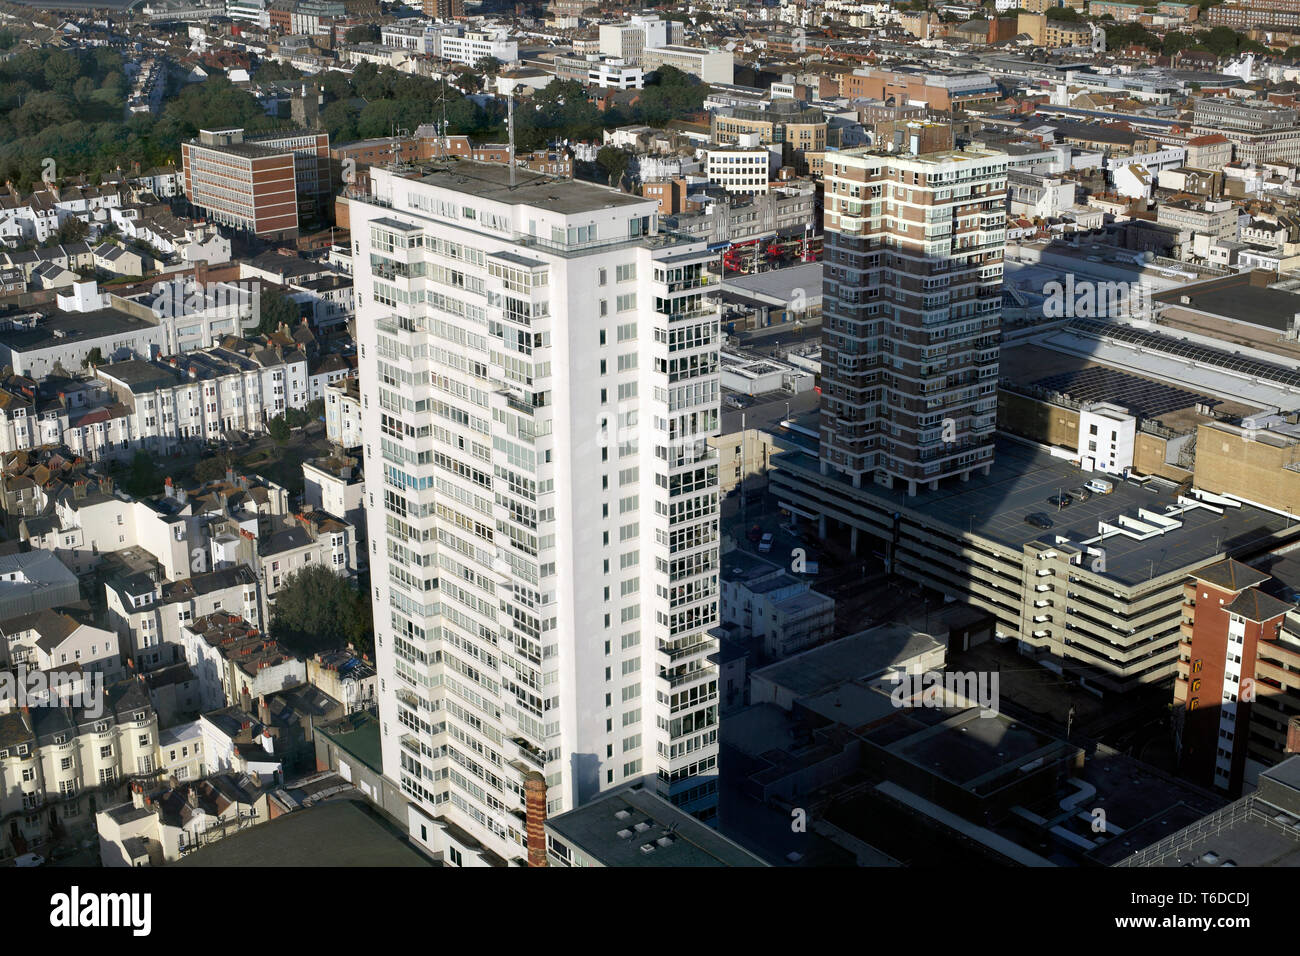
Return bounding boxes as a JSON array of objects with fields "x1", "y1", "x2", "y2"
[
  {"x1": 351, "y1": 162, "x2": 722, "y2": 864},
  {"x1": 181, "y1": 127, "x2": 331, "y2": 240},
  {"x1": 640, "y1": 45, "x2": 733, "y2": 85}
]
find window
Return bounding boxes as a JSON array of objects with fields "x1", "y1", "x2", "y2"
[
  {"x1": 100, "y1": 745, "x2": 113, "y2": 759},
  {"x1": 448, "y1": 846, "x2": 463, "y2": 867}
]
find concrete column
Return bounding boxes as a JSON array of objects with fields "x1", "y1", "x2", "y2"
[
  {"x1": 929, "y1": 479, "x2": 939, "y2": 492},
  {"x1": 850, "y1": 526, "x2": 860, "y2": 555},
  {"x1": 907, "y1": 479, "x2": 917, "y2": 496},
  {"x1": 818, "y1": 513, "x2": 827, "y2": 538}
]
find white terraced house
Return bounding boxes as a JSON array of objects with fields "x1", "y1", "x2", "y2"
[{"x1": 351, "y1": 162, "x2": 722, "y2": 865}]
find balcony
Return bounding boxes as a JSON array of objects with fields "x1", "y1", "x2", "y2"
[
  {"x1": 658, "y1": 637, "x2": 717, "y2": 663},
  {"x1": 510, "y1": 736, "x2": 546, "y2": 769},
  {"x1": 658, "y1": 664, "x2": 717, "y2": 690}
]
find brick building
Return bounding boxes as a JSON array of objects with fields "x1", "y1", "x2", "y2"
[{"x1": 182, "y1": 127, "x2": 331, "y2": 240}]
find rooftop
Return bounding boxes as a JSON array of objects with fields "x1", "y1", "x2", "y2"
[
  {"x1": 776, "y1": 436, "x2": 1300, "y2": 588},
  {"x1": 1118, "y1": 758, "x2": 1300, "y2": 867},
  {"x1": 412, "y1": 161, "x2": 648, "y2": 216},
  {"x1": 174, "y1": 798, "x2": 433, "y2": 867},
  {"x1": 1153, "y1": 271, "x2": 1300, "y2": 334},
  {"x1": 316, "y1": 709, "x2": 382, "y2": 774},
  {"x1": 752, "y1": 623, "x2": 945, "y2": 699},
  {"x1": 546, "y1": 786, "x2": 767, "y2": 867}
]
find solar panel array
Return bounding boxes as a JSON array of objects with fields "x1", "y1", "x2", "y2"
[
  {"x1": 1031, "y1": 365, "x2": 1208, "y2": 418},
  {"x1": 1067, "y1": 318, "x2": 1300, "y2": 389}
]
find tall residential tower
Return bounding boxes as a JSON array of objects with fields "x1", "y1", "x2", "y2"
[
  {"x1": 351, "y1": 163, "x2": 722, "y2": 865},
  {"x1": 819, "y1": 145, "x2": 1007, "y2": 495}
]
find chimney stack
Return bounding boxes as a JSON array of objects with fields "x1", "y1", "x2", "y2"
[
  {"x1": 1286, "y1": 716, "x2": 1300, "y2": 754},
  {"x1": 523, "y1": 771, "x2": 548, "y2": 867},
  {"x1": 240, "y1": 684, "x2": 251, "y2": 715},
  {"x1": 258, "y1": 694, "x2": 270, "y2": 726}
]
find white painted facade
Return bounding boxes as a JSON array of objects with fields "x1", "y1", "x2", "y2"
[{"x1": 353, "y1": 164, "x2": 722, "y2": 863}]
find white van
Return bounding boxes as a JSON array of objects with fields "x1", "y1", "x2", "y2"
[{"x1": 1085, "y1": 478, "x2": 1114, "y2": 495}]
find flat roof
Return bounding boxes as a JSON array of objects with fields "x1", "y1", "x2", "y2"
[
  {"x1": 1153, "y1": 272, "x2": 1300, "y2": 333},
  {"x1": 1117, "y1": 761, "x2": 1300, "y2": 867},
  {"x1": 777, "y1": 436, "x2": 1300, "y2": 587},
  {"x1": 316, "y1": 710, "x2": 383, "y2": 774},
  {"x1": 415, "y1": 161, "x2": 649, "y2": 216},
  {"x1": 722, "y1": 261, "x2": 823, "y2": 302},
  {"x1": 174, "y1": 799, "x2": 433, "y2": 867},
  {"x1": 752, "y1": 623, "x2": 944, "y2": 698},
  {"x1": 546, "y1": 786, "x2": 766, "y2": 867},
  {"x1": 864, "y1": 708, "x2": 1065, "y2": 793},
  {"x1": 0, "y1": 307, "x2": 157, "y2": 353}
]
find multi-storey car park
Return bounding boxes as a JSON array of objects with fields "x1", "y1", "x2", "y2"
[
  {"x1": 349, "y1": 162, "x2": 722, "y2": 864},
  {"x1": 773, "y1": 437, "x2": 1300, "y2": 695}
]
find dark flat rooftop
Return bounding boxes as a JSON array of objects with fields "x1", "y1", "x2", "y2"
[
  {"x1": 1153, "y1": 272, "x2": 1300, "y2": 332},
  {"x1": 417, "y1": 161, "x2": 648, "y2": 215},
  {"x1": 546, "y1": 786, "x2": 766, "y2": 867},
  {"x1": 174, "y1": 799, "x2": 433, "y2": 867},
  {"x1": 776, "y1": 437, "x2": 1300, "y2": 587}
]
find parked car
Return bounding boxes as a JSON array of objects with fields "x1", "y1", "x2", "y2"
[
  {"x1": 758, "y1": 532, "x2": 775, "y2": 553},
  {"x1": 1047, "y1": 493, "x2": 1073, "y2": 509},
  {"x1": 1069, "y1": 486, "x2": 1092, "y2": 502},
  {"x1": 747, "y1": 524, "x2": 763, "y2": 543},
  {"x1": 1024, "y1": 512, "x2": 1054, "y2": 529}
]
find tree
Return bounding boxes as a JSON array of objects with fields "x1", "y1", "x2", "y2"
[
  {"x1": 344, "y1": 24, "x2": 379, "y2": 44},
  {"x1": 257, "y1": 285, "x2": 300, "y2": 335},
  {"x1": 57, "y1": 217, "x2": 88, "y2": 244},
  {"x1": 474, "y1": 55, "x2": 501, "y2": 76},
  {"x1": 81, "y1": 346, "x2": 103, "y2": 369},
  {"x1": 194, "y1": 447, "x2": 237, "y2": 483},
  {"x1": 268, "y1": 414, "x2": 290, "y2": 444},
  {"x1": 123, "y1": 450, "x2": 162, "y2": 498},
  {"x1": 269, "y1": 564, "x2": 373, "y2": 656},
  {"x1": 285, "y1": 398, "x2": 324, "y2": 429},
  {"x1": 596, "y1": 145, "x2": 630, "y2": 187}
]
